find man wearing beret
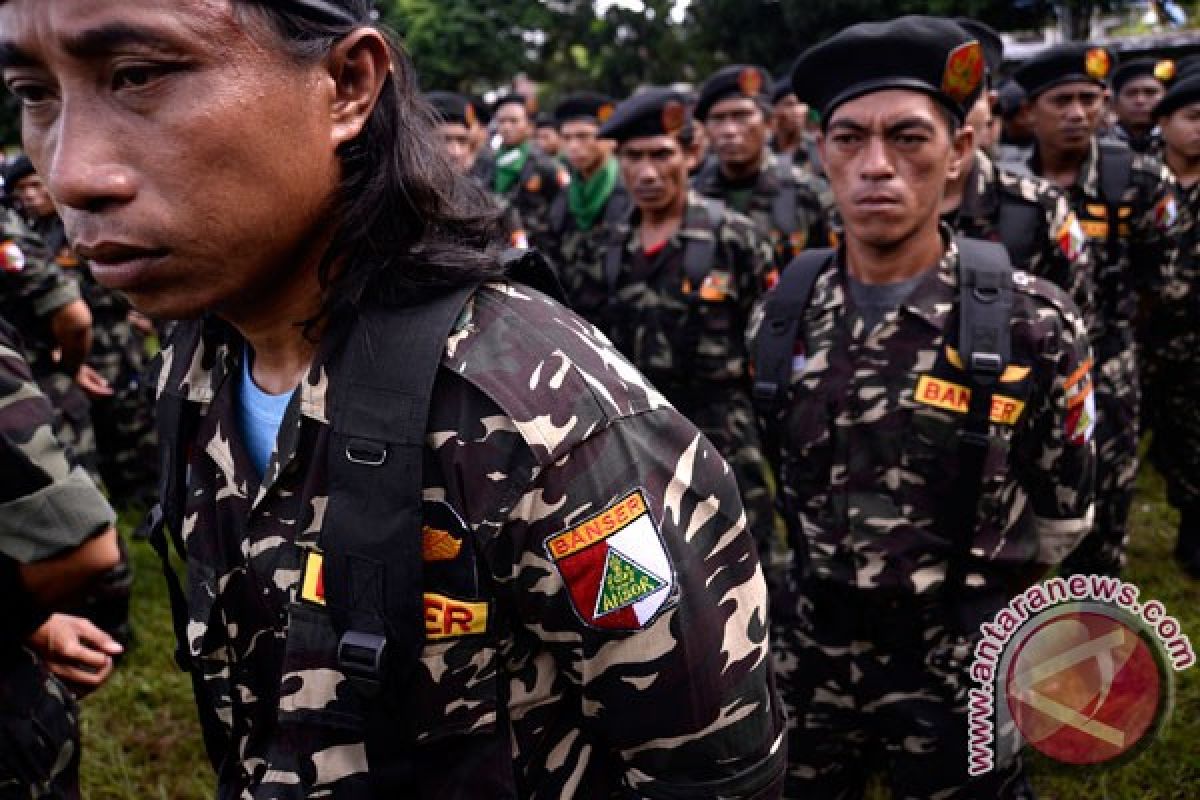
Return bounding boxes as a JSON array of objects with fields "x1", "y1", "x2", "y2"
[
  {"x1": 941, "y1": 21, "x2": 1096, "y2": 326},
  {"x1": 533, "y1": 111, "x2": 562, "y2": 160},
  {"x1": 487, "y1": 94, "x2": 569, "y2": 254},
  {"x1": 769, "y1": 78, "x2": 819, "y2": 174},
  {"x1": 693, "y1": 64, "x2": 831, "y2": 279},
  {"x1": 1011, "y1": 44, "x2": 1182, "y2": 578},
  {"x1": 1, "y1": 1, "x2": 786, "y2": 796},
  {"x1": 1110, "y1": 58, "x2": 1172, "y2": 155},
  {"x1": 756, "y1": 16, "x2": 1094, "y2": 797},
  {"x1": 1145, "y1": 71, "x2": 1200, "y2": 578},
  {"x1": 560, "y1": 86, "x2": 780, "y2": 566},
  {"x1": 544, "y1": 92, "x2": 624, "y2": 281}
]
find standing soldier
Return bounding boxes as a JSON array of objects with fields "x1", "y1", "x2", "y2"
[
  {"x1": 1011, "y1": 45, "x2": 1181, "y2": 577},
  {"x1": 545, "y1": 92, "x2": 624, "y2": 279},
  {"x1": 693, "y1": 65, "x2": 830, "y2": 279},
  {"x1": 486, "y1": 94, "x2": 569, "y2": 252},
  {"x1": 941, "y1": 21, "x2": 1095, "y2": 325},
  {"x1": 1146, "y1": 71, "x2": 1200, "y2": 577},
  {"x1": 533, "y1": 112, "x2": 562, "y2": 160},
  {"x1": 1, "y1": 1, "x2": 786, "y2": 797},
  {"x1": 756, "y1": 17, "x2": 1095, "y2": 797},
  {"x1": 560, "y1": 87, "x2": 779, "y2": 562},
  {"x1": 1109, "y1": 57, "x2": 1172, "y2": 155},
  {"x1": 769, "y1": 78, "x2": 818, "y2": 173}
]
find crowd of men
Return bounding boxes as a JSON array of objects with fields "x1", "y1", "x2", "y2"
[{"x1": 1, "y1": 1, "x2": 1198, "y2": 798}]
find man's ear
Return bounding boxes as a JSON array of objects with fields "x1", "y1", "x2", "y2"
[
  {"x1": 327, "y1": 28, "x2": 392, "y2": 147},
  {"x1": 946, "y1": 123, "x2": 975, "y2": 182}
]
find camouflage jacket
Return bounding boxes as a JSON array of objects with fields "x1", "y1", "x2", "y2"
[
  {"x1": 756, "y1": 233, "x2": 1096, "y2": 595},
  {"x1": 693, "y1": 149, "x2": 831, "y2": 275},
  {"x1": 482, "y1": 149, "x2": 569, "y2": 255},
  {"x1": 0, "y1": 210, "x2": 81, "y2": 378},
  {"x1": 1150, "y1": 179, "x2": 1200, "y2": 364},
  {"x1": 949, "y1": 151, "x2": 1095, "y2": 334},
  {"x1": 543, "y1": 177, "x2": 626, "y2": 289},
  {"x1": 1025, "y1": 138, "x2": 1182, "y2": 353},
  {"x1": 153, "y1": 282, "x2": 784, "y2": 798}
]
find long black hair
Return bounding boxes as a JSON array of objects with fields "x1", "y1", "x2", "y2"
[{"x1": 234, "y1": 0, "x2": 505, "y2": 325}]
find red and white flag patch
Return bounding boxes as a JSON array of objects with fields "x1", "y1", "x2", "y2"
[
  {"x1": 1064, "y1": 360, "x2": 1096, "y2": 446},
  {"x1": 0, "y1": 240, "x2": 26, "y2": 273},
  {"x1": 545, "y1": 489, "x2": 674, "y2": 631}
]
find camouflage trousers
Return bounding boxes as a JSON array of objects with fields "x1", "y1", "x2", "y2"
[
  {"x1": 0, "y1": 648, "x2": 80, "y2": 800},
  {"x1": 771, "y1": 578, "x2": 1033, "y2": 799},
  {"x1": 1148, "y1": 353, "x2": 1200, "y2": 511},
  {"x1": 90, "y1": 374, "x2": 158, "y2": 507},
  {"x1": 675, "y1": 388, "x2": 775, "y2": 560},
  {"x1": 1061, "y1": 345, "x2": 1139, "y2": 577}
]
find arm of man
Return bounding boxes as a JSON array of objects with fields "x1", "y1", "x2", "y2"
[{"x1": 48, "y1": 298, "x2": 93, "y2": 376}]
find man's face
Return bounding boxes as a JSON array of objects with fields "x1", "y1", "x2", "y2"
[
  {"x1": 560, "y1": 119, "x2": 610, "y2": 176},
  {"x1": 0, "y1": 0, "x2": 349, "y2": 320},
  {"x1": 819, "y1": 90, "x2": 970, "y2": 249},
  {"x1": 1161, "y1": 102, "x2": 1200, "y2": 160},
  {"x1": 13, "y1": 172, "x2": 57, "y2": 219},
  {"x1": 438, "y1": 122, "x2": 473, "y2": 174},
  {"x1": 1115, "y1": 75, "x2": 1165, "y2": 131},
  {"x1": 1030, "y1": 81, "x2": 1106, "y2": 153},
  {"x1": 534, "y1": 125, "x2": 560, "y2": 156},
  {"x1": 618, "y1": 134, "x2": 688, "y2": 215},
  {"x1": 495, "y1": 103, "x2": 531, "y2": 149},
  {"x1": 772, "y1": 94, "x2": 806, "y2": 139},
  {"x1": 705, "y1": 96, "x2": 768, "y2": 171}
]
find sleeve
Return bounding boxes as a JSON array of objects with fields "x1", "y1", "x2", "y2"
[
  {"x1": 1132, "y1": 161, "x2": 1183, "y2": 304},
  {"x1": 506, "y1": 407, "x2": 785, "y2": 798},
  {"x1": 1013, "y1": 296, "x2": 1097, "y2": 566},
  {"x1": 0, "y1": 333, "x2": 114, "y2": 563}
]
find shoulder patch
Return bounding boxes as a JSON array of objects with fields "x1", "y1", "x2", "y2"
[
  {"x1": 1, "y1": 240, "x2": 26, "y2": 273},
  {"x1": 1065, "y1": 360, "x2": 1096, "y2": 446},
  {"x1": 544, "y1": 489, "x2": 675, "y2": 631},
  {"x1": 1056, "y1": 212, "x2": 1087, "y2": 263}
]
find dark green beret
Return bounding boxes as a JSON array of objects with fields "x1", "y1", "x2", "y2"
[
  {"x1": 554, "y1": 92, "x2": 617, "y2": 126},
  {"x1": 954, "y1": 18, "x2": 1003, "y2": 77},
  {"x1": 792, "y1": 15, "x2": 986, "y2": 124},
  {"x1": 598, "y1": 88, "x2": 692, "y2": 144},
  {"x1": 694, "y1": 65, "x2": 771, "y2": 121},
  {"x1": 1155, "y1": 74, "x2": 1200, "y2": 118},
  {"x1": 426, "y1": 92, "x2": 478, "y2": 128},
  {"x1": 1112, "y1": 57, "x2": 1174, "y2": 93},
  {"x1": 1012, "y1": 43, "x2": 1117, "y2": 98}
]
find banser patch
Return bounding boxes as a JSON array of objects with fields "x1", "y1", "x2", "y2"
[
  {"x1": 915, "y1": 375, "x2": 1026, "y2": 425},
  {"x1": 545, "y1": 489, "x2": 675, "y2": 631},
  {"x1": 300, "y1": 550, "x2": 327, "y2": 606}
]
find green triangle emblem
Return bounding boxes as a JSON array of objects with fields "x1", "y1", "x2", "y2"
[{"x1": 595, "y1": 547, "x2": 667, "y2": 618}]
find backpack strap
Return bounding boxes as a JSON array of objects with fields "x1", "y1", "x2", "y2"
[
  {"x1": 323, "y1": 284, "x2": 478, "y2": 696},
  {"x1": 993, "y1": 198, "x2": 1042, "y2": 269},
  {"x1": 770, "y1": 156, "x2": 798, "y2": 240},
  {"x1": 1097, "y1": 140, "x2": 1134, "y2": 260},
  {"x1": 603, "y1": 185, "x2": 631, "y2": 228},
  {"x1": 944, "y1": 237, "x2": 1014, "y2": 604},
  {"x1": 751, "y1": 249, "x2": 833, "y2": 413},
  {"x1": 682, "y1": 196, "x2": 725, "y2": 288},
  {"x1": 500, "y1": 246, "x2": 565, "y2": 304},
  {"x1": 548, "y1": 191, "x2": 569, "y2": 235}
]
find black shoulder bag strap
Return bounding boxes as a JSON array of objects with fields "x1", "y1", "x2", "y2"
[
  {"x1": 770, "y1": 155, "x2": 798, "y2": 241},
  {"x1": 143, "y1": 319, "x2": 230, "y2": 763},
  {"x1": 548, "y1": 191, "x2": 569, "y2": 235},
  {"x1": 682, "y1": 196, "x2": 724, "y2": 288},
  {"x1": 602, "y1": 196, "x2": 637, "y2": 295},
  {"x1": 994, "y1": 199, "x2": 1042, "y2": 269},
  {"x1": 323, "y1": 284, "x2": 478, "y2": 697},
  {"x1": 603, "y1": 185, "x2": 631, "y2": 228},
  {"x1": 944, "y1": 237, "x2": 1014, "y2": 612},
  {"x1": 1098, "y1": 141, "x2": 1134, "y2": 261},
  {"x1": 751, "y1": 248, "x2": 832, "y2": 414}
]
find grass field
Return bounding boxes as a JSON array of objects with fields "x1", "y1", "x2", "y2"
[{"x1": 79, "y1": 461, "x2": 1199, "y2": 799}]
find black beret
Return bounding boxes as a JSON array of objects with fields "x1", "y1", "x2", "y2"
[
  {"x1": 493, "y1": 93, "x2": 531, "y2": 115},
  {"x1": 426, "y1": 91, "x2": 478, "y2": 128},
  {"x1": 694, "y1": 65, "x2": 771, "y2": 121},
  {"x1": 534, "y1": 112, "x2": 558, "y2": 131},
  {"x1": 1155, "y1": 73, "x2": 1200, "y2": 118},
  {"x1": 468, "y1": 94, "x2": 492, "y2": 125},
  {"x1": 598, "y1": 88, "x2": 692, "y2": 144},
  {"x1": 792, "y1": 16, "x2": 986, "y2": 124},
  {"x1": 1012, "y1": 43, "x2": 1116, "y2": 98},
  {"x1": 554, "y1": 92, "x2": 617, "y2": 126},
  {"x1": 2, "y1": 155, "x2": 34, "y2": 188},
  {"x1": 272, "y1": 0, "x2": 370, "y2": 24},
  {"x1": 1176, "y1": 54, "x2": 1200, "y2": 81},
  {"x1": 771, "y1": 77, "x2": 796, "y2": 106},
  {"x1": 994, "y1": 78, "x2": 1027, "y2": 119},
  {"x1": 1112, "y1": 57, "x2": 1175, "y2": 93},
  {"x1": 954, "y1": 18, "x2": 1004, "y2": 77}
]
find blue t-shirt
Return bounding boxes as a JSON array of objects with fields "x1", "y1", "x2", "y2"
[{"x1": 237, "y1": 348, "x2": 295, "y2": 477}]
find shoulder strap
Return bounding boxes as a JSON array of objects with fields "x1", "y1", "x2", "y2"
[
  {"x1": 603, "y1": 185, "x2": 631, "y2": 228},
  {"x1": 770, "y1": 156, "x2": 797, "y2": 237},
  {"x1": 500, "y1": 246, "x2": 565, "y2": 303},
  {"x1": 682, "y1": 197, "x2": 725, "y2": 288},
  {"x1": 548, "y1": 191, "x2": 569, "y2": 235},
  {"x1": 323, "y1": 284, "x2": 478, "y2": 695},
  {"x1": 751, "y1": 248, "x2": 832, "y2": 412},
  {"x1": 993, "y1": 198, "x2": 1042, "y2": 270},
  {"x1": 1097, "y1": 141, "x2": 1134, "y2": 265}
]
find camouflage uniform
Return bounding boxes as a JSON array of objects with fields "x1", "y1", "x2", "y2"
[
  {"x1": 756, "y1": 233, "x2": 1095, "y2": 798},
  {"x1": 558, "y1": 189, "x2": 778, "y2": 560},
  {"x1": 693, "y1": 149, "x2": 831, "y2": 276},
  {"x1": 949, "y1": 150, "x2": 1095, "y2": 331},
  {"x1": 0, "y1": 211, "x2": 99, "y2": 483},
  {"x1": 1, "y1": 319, "x2": 116, "y2": 800},
  {"x1": 1021, "y1": 139, "x2": 1181, "y2": 576},
  {"x1": 152, "y1": 282, "x2": 785, "y2": 798}
]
